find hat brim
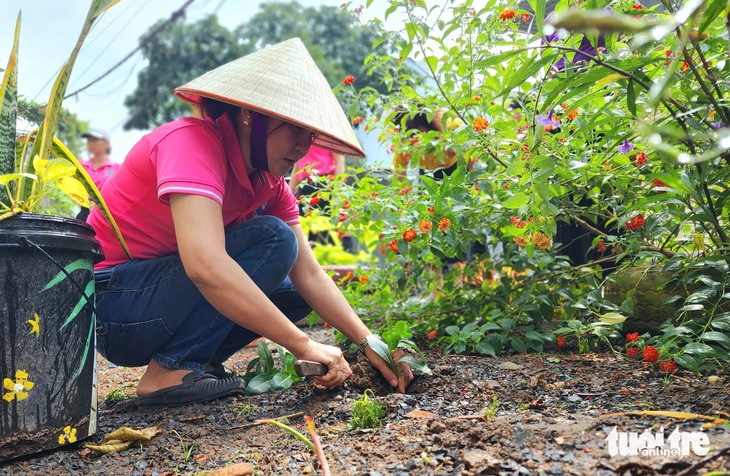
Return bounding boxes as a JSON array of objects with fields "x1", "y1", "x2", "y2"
[{"x1": 174, "y1": 38, "x2": 365, "y2": 158}]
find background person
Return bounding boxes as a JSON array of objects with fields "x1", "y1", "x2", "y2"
[
  {"x1": 77, "y1": 127, "x2": 119, "y2": 220},
  {"x1": 88, "y1": 38, "x2": 413, "y2": 410}
]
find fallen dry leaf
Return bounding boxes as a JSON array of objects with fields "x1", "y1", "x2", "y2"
[
  {"x1": 599, "y1": 410, "x2": 728, "y2": 428},
  {"x1": 404, "y1": 410, "x2": 437, "y2": 419},
  {"x1": 205, "y1": 462, "x2": 253, "y2": 476},
  {"x1": 84, "y1": 424, "x2": 164, "y2": 454}
]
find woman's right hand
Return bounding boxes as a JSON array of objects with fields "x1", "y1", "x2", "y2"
[{"x1": 297, "y1": 340, "x2": 352, "y2": 390}]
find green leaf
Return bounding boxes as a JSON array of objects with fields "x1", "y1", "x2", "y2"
[
  {"x1": 626, "y1": 79, "x2": 637, "y2": 117},
  {"x1": 701, "y1": 331, "x2": 730, "y2": 348},
  {"x1": 246, "y1": 374, "x2": 272, "y2": 395},
  {"x1": 700, "y1": 0, "x2": 726, "y2": 33},
  {"x1": 425, "y1": 55, "x2": 438, "y2": 74},
  {"x1": 503, "y1": 192, "x2": 529, "y2": 209},
  {"x1": 270, "y1": 372, "x2": 296, "y2": 392},
  {"x1": 0, "y1": 12, "x2": 20, "y2": 182},
  {"x1": 682, "y1": 342, "x2": 715, "y2": 355},
  {"x1": 475, "y1": 340, "x2": 496, "y2": 357},
  {"x1": 511, "y1": 337, "x2": 527, "y2": 353},
  {"x1": 598, "y1": 312, "x2": 628, "y2": 325},
  {"x1": 367, "y1": 334, "x2": 393, "y2": 366},
  {"x1": 674, "y1": 354, "x2": 699, "y2": 373},
  {"x1": 397, "y1": 356, "x2": 432, "y2": 375},
  {"x1": 257, "y1": 340, "x2": 275, "y2": 374}
]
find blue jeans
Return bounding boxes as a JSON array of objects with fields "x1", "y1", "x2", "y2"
[{"x1": 95, "y1": 216, "x2": 312, "y2": 372}]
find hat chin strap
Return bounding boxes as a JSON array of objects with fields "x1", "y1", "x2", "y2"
[{"x1": 250, "y1": 112, "x2": 269, "y2": 171}]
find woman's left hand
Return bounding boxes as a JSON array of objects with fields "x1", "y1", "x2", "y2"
[{"x1": 365, "y1": 347, "x2": 414, "y2": 393}]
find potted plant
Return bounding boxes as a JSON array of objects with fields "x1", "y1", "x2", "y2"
[{"x1": 0, "y1": 0, "x2": 129, "y2": 461}]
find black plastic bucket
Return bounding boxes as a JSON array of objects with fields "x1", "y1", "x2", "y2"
[{"x1": 0, "y1": 213, "x2": 103, "y2": 461}]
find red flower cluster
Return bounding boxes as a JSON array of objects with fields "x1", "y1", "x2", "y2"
[
  {"x1": 627, "y1": 347, "x2": 640, "y2": 358},
  {"x1": 473, "y1": 117, "x2": 489, "y2": 132},
  {"x1": 343, "y1": 75, "x2": 355, "y2": 85},
  {"x1": 556, "y1": 336, "x2": 566, "y2": 349},
  {"x1": 595, "y1": 239, "x2": 607, "y2": 253},
  {"x1": 658, "y1": 360, "x2": 678, "y2": 373},
  {"x1": 521, "y1": 13, "x2": 530, "y2": 22},
  {"x1": 400, "y1": 185, "x2": 412, "y2": 196},
  {"x1": 643, "y1": 346, "x2": 660, "y2": 363},
  {"x1": 625, "y1": 214, "x2": 645, "y2": 231},
  {"x1": 653, "y1": 178, "x2": 668, "y2": 189},
  {"x1": 510, "y1": 216, "x2": 527, "y2": 228},
  {"x1": 403, "y1": 228, "x2": 417, "y2": 243},
  {"x1": 566, "y1": 109, "x2": 579, "y2": 120},
  {"x1": 388, "y1": 240, "x2": 399, "y2": 253},
  {"x1": 626, "y1": 332, "x2": 639, "y2": 342},
  {"x1": 428, "y1": 330, "x2": 437, "y2": 340},
  {"x1": 631, "y1": 3, "x2": 643, "y2": 9},
  {"x1": 309, "y1": 196, "x2": 320, "y2": 206},
  {"x1": 352, "y1": 116, "x2": 364, "y2": 125},
  {"x1": 634, "y1": 151, "x2": 648, "y2": 167},
  {"x1": 500, "y1": 8, "x2": 516, "y2": 20}
]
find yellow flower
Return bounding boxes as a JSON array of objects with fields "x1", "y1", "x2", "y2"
[
  {"x1": 446, "y1": 117, "x2": 463, "y2": 130},
  {"x1": 58, "y1": 426, "x2": 77, "y2": 445},
  {"x1": 28, "y1": 313, "x2": 40, "y2": 336},
  {"x1": 3, "y1": 370, "x2": 35, "y2": 402}
]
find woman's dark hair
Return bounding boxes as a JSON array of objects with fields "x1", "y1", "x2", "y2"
[
  {"x1": 193, "y1": 97, "x2": 241, "y2": 120},
  {"x1": 392, "y1": 106, "x2": 444, "y2": 133}
]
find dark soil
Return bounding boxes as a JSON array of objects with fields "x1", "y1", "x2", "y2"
[{"x1": 1, "y1": 326, "x2": 728, "y2": 476}]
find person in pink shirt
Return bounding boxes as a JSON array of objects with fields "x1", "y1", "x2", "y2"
[
  {"x1": 77, "y1": 128, "x2": 119, "y2": 220},
  {"x1": 88, "y1": 38, "x2": 413, "y2": 410},
  {"x1": 288, "y1": 145, "x2": 345, "y2": 197}
]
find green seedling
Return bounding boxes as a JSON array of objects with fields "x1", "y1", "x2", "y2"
[
  {"x1": 367, "y1": 320, "x2": 432, "y2": 376},
  {"x1": 232, "y1": 403, "x2": 253, "y2": 417},
  {"x1": 349, "y1": 389, "x2": 385, "y2": 430},
  {"x1": 483, "y1": 396, "x2": 499, "y2": 419},
  {"x1": 243, "y1": 341, "x2": 301, "y2": 395},
  {"x1": 103, "y1": 383, "x2": 135, "y2": 403},
  {"x1": 169, "y1": 429, "x2": 196, "y2": 465}
]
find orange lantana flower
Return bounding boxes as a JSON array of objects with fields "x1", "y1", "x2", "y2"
[
  {"x1": 473, "y1": 117, "x2": 489, "y2": 132},
  {"x1": 438, "y1": 218, "x2": 451, "y2": 232},
  {"x1": 403, "y1": 228, "x2": 417, "y2": 242},
  {"x1": 500, "y1": 8, "x2": 516, "y2": 21},
  {"x1": 419, "y1": 219, "x2": 432, "y2": 233}
]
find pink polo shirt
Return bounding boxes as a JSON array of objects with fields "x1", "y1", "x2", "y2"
[
  {"x1": 81, "y1": 157, "x2": 120, "y2": 191},
  {"x1": 294, "y1": 145, "x2": 336, "y2": 182},
  {"x1": 88, "y1": 112, "x2": 299, "y2": 269}
]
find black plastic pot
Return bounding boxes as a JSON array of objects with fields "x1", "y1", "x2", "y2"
[{"x1": 0, "y1": 213, "x2": 103, "y2": 461}]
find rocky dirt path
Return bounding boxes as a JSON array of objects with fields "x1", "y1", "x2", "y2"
[{"x1": 1, "y1": 326, "x2": 728, "y2": 475}]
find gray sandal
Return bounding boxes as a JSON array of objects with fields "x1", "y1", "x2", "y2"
[{"x1": 137, "y1": 371, "x2": 246, "y2": 410}]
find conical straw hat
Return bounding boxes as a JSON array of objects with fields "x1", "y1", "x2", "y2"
[{"x1": 175, "y1": 37, "x2": 364, "y2": 158}]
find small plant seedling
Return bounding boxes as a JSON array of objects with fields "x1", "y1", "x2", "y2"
[
  {"x1": 349, "y1": 389, "x2": 385, "y2": 430},
  {"x1": 483, "y1": 396, "x2": 499, "y2": 419},
  {"x1": 103, "y1": 383, "x2": 135, "y2": 403},
  {"x1": 243, "y1": 341, "x2": 301, "y2": 395},
  {"x1": 169, "y1": 429, "x2": 196, "y2": 464},
  {"x1": 367, "y1": 321, "x2": 432, "y2": 377}
]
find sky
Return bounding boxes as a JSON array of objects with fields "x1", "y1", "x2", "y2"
[{"x1": 0, "y1": 0, "x2": 403, "y2": 163}]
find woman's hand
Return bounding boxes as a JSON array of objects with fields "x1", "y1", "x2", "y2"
[
  {"x1": 365, "y1": 346, "x2": 414, "y2": 393},
  {"x1": 297, "y1": 340, "x2": 352, "y2": 390}
]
